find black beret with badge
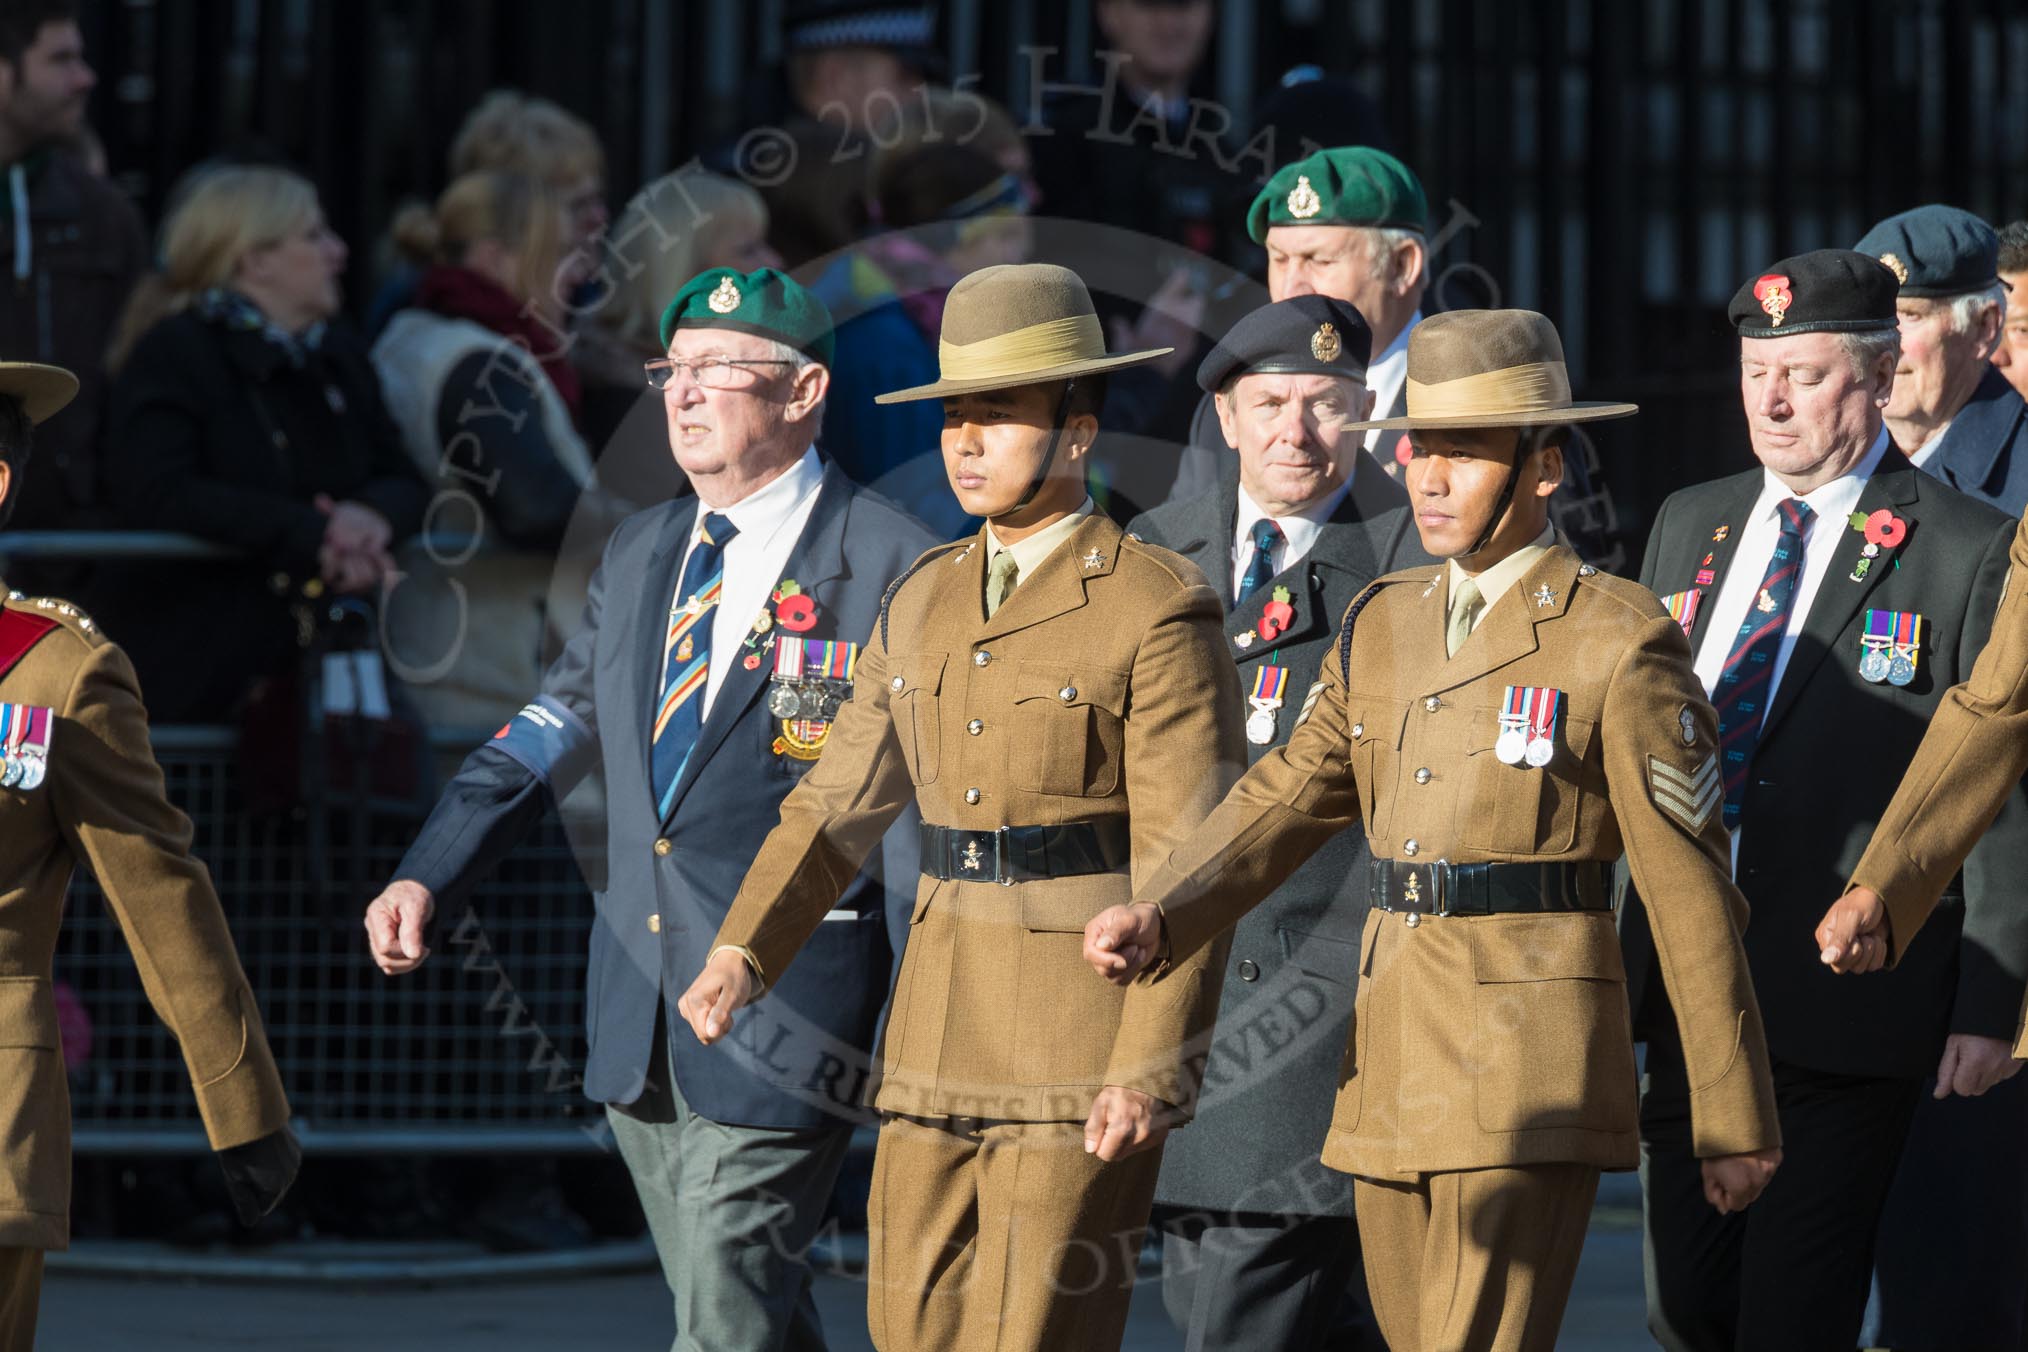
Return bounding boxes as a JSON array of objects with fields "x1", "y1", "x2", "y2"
[
  {"x1": 1855, "y1": 204, "x2": 2001, "y2": 298},
  {"x1": 1197, "y1": 293, "x2": 1375, "y2": 393},
  {"x1": 1728, "y1": 248, "x2": 1900, "y2": 338}
]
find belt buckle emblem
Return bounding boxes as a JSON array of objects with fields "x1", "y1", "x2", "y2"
[{"x1": 961, "y1": 838, "x2": 983, "y2": 873}]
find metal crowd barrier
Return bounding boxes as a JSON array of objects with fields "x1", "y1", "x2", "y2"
[{"x1": 61, "y1": 724, "x2": 603, "y2": 1154}]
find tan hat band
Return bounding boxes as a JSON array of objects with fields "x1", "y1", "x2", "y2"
[
  {"x1": 1405, "y1": 360, "x2": 1573, "y2": 420},
  {"x1": 937, "y1": 313, "x2": 1106, "y2": 383}
]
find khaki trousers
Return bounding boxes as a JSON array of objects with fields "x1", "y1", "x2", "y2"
[
  {"x1": 0, "y1": 1248, "x2": 41, "y2": 1352},
  {"x1": 866, "y1": 1114, "x2": 1163, "y2": 1352},
  {"x1": 1354, "y1": 1163, "x2": 1599, "y2": 1352}
]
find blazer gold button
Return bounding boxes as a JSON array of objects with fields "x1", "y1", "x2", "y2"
[
  {"x1": 1351, "y1": 723, "x2": 1364, "y2": 738},
  {"x1": 1414, "y1": 768, "x2": 1432, "y2": 785},
  {"x1": 653, "y1": 837, "x2": 672, "y2": 856},
  {"x1": 1424, "y1": 696, "x2": 1442, "y2": 713},
  {"x1": 891, "y1": 675, "x2": 905, "y2": 690},
  {"x1": 974, "y1": 650, "x2": 991, "y2": 666},
  {"x1": 1403, "y1": 839, "x2": 1418, "y2": 856},
  {"x1": 967, "y1": 719, "x2": 984, "y2": 735},
  {"x1": 964, "y1": 788, "x2": 981, "y2": 804},
  {"x1": 1237, "y1": 959, "x2": 1260, "y2": 981},
  {"x1": 1059, "y1": 686, "x2": 1077, "y2": 701},
  {"x1": 647, "y1": 914, "x2": 661, "y2": 934}
]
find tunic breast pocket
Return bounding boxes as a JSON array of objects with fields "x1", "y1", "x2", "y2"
[
  {"x1": 1009, "y1": 663, "x2": 1129, "y2": 797},
  {"x1": 1455, "y1": 709, "x2": 1597, "y2": 855},
  {"x1": 1345, "y1": 696, "x2": 1409, "y2": 838},
  {"x1": 888, "y1": 653, "x2": 947, "y2": 786}
]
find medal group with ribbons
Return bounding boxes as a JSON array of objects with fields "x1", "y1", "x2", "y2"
[
  {"x1": 768, "y1": 635, "x2": 857, "y2": 760},
  {"x1": 1496, "y1": 685, "x2": 1563, "y2": 768},
  {"x1": 1859, "y1": 609, "x2": 1923, "y2": 686},
  {"x1": 1246, "y1": 665, "x2": 1288, "y2": 745},
  {"x1": 0, "y1": 703, "x2": 51, "y2": 789}
]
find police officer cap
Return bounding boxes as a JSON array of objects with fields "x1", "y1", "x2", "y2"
[
  {"x1": 660, "y1": 266, "x2": 836, "y2": 366},
  {"x1": 1197, "y1": 294, "x2": 1373, "y2": 393},
  {"x1": 1728, "y1": 249, "x2": 1899, "y2": 339},
  {"x1": 1247, "y1": 146, "x2": 1428, "y2": 244},
  {"x1": 1855, "y1": 204, "x2": 2001, "y2": 298}
]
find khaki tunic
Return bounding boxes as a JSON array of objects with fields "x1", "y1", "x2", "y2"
[
  {"x1": 0, "y1": 587, "x2": 290, "y2": 1249},
  {"x1": 1144, "y1": 546, "x2": 1781, "y2": 1175},
  {"x1": 1850, "y1": 511, "x2": 2028, "y2": 1057},
  {"x1": 715, "y1": 514, "x2": 1246, "y2": 1120}
]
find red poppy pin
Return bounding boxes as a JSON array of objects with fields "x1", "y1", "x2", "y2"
[
  {"x1": 1258, "y1": 586, "x2": 1296, "y2": 642},
  {"x1": 1860, "y1": 508, "x2": 1907, "y2": 549},
  {"x1": 1756, "y1": 274, "x2": 1793, "y2": 328},
  {"x1": 772, "y1": 579, "x2": 818, "y2": 633}
]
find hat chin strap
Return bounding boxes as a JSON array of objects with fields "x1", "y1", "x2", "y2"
[
  {"x1": 1456, "y1": 430, "x2": 1528, "y2": 564},
  {"x1": 994, "y1": 377, "x2": 1078, "y2": 520}
]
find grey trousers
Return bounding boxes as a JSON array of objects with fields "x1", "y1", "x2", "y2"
[
  {"x1": 1156, "y1": 1207, "x2": 1385, "y2": 1351},
  {"x1": 607, "y1": 1025, "x2": 855, "y2": 1352}
]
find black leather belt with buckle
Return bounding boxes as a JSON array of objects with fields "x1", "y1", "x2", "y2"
[
  {"x1": 1368, "y1": 857, "x2": 1613, "y2": 920},
  {"x1": 919, "y1": 819, "x2": 1131, "y2": 886}
]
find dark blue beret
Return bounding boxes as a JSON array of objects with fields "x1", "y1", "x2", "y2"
[
  {"x1": 1197, "y1": 294, "x2": 1374, "y2": 393},
  {"x1": 1855, "y1": 205, "x2": 2000, "y2": 299},
  {"x1": 1729, "y1": 249, "x2": 1899, "y2": 338}
]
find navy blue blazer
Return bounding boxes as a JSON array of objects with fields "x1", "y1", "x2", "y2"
[
  {"x1": 1915, "y1": 366, "x2": 2028, "y2": 514},
  {"x1": 395, "y1": 463, "x2": 939, "y2": 1130}
]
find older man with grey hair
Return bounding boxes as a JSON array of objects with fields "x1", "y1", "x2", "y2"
[{"x1": 1857, "y1": 204, "x2": 2028, "y2": 514}]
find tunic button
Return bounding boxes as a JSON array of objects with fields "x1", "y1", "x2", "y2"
[
  {"x1": 974, "y1": 650, "x2": 991, "y2": 667},
  {"x1": 967, "y1": 719, "x2": 984, "y2": 735},
  {"x1": 1059, "y1": 686, "x2": 1077, "y2": 701},
  {"x1": 1237, "y1": 959, "x2": 1260, "y2": 982},
  {"x1": 1351, "y1": 723, "x2": 1365, "y2": 738},
  {"x1": 647, "y1": 914, "x2": 661, "y2": 934},
  {"x1": 964, "y1": 788, "x2": 981, "y2": 805},
  {"x1": 653, "y1": 838, "x2": 672, "y2": 857},
  {"x1": 1414, "y1": 768, "x2": 1432, "y2": 785},
  {"x1": 1403, "y1": 839, "x2": 1419, "y2": 856},
  {"x1": 891, "y1": 675, "x2": 905, "y2": 691},
  {"x1": 1424, "y1": 696, "x2": 1442, "y2": 713}
]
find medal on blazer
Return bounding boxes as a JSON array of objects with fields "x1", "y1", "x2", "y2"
[
  {"x1": 1660, "y1": 588, "x2": 1703, "y2": 636},
  {"x1": 0, "y1": 704, "x2": 51, "y2": 790},
  {"x1": 1245, "y1": 665, "x2": 1289, "y2": 745},
  {"x1": 1524, "y1": 688, "x2": 1563, "y2": 767},
  {"x1": 768, "y1": 638, "x2": 857, "y2": 753},
  {"x1": 1495, "y1": 686, "x2": 1532, "y2": 764},
  {"x1": 1858, "y1": 609, "x2": 1923, "y2": 687}
]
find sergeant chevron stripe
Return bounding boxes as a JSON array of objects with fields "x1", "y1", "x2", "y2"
[
  {"x1": 1295, "y1": 680, "x2": 1327, "y2": 728},
  {"x1": 1649, "y1": 753, "x2": 1722, "y2": 834}
]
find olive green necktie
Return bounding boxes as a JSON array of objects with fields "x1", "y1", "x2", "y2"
[
  {"x1": 1446, "y1": 576, "x2": 1483, "y2": 657},
  {"x1": 985, "y1": 550, "x2": 1021, "y2": 618}
]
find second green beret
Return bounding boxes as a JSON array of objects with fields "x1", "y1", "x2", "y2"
[
  {"x1": 659, "y1": 266, "x2": 835, "y2": 366},
  {"x1": 1247, "y1": 146, "x2": 1429, "y2": 244}
]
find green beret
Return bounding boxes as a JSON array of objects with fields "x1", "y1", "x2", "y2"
[
  {"x1": 1247, "y1": 146, "x2": 1429, "y2": 244},
  {"x1": 659, "y1": 266, "x2": 835, "y2": 366}
]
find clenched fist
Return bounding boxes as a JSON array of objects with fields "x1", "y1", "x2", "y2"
[
  {"x1": 1084, "y1": 902, "x2": 1164, "y2": 985},
  {"x1": 365, "y1": 880, "x2": 435, "y2": 975},
  {"x1": 677, "y1": 949, "x2": 759, "y2": 1045}
]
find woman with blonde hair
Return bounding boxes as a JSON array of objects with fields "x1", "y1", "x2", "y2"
[
  {"x1": 372, "y1": 168, "x2": 601, "y2": 730},
  {"x1": 101, "y1": 163, "x2": 426, "y2": 722}
]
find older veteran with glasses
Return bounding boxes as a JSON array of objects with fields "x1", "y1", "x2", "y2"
[{"x1": 366, "y1": 266, "x2": 937, "y2": 1352}]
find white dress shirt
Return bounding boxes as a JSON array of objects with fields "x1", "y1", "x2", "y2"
[
  {"x1": 1905, "y1": 421, "x2": 1952, "y2": 470},
  {"x1": 669, "y1": 446, "x2": 826, "y2": 717},
  {"x1": 1362, "y1": 310, "x2": 1422, "y2": 455},
  {"x1": 1230, "y1": 477, "x2": 1353, "y2": 602},
  {"x1": 1691, "y1": 428, "x2": 1891, "y2": 710}
]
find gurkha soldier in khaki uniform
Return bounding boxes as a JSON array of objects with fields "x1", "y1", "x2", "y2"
[
  {"x1": 1821, "y1": 519, "x2": 2028, "y2": 1067},
  {"x1": 0, "y1": 363, "x2": 296, "y2": 1351},
  {"x1": 1086, "y1": 311, "x2": 1785, "y2": 1352},
  {"x1": 676, "y1": 264, "x2": 1246, "y2": 1351}
]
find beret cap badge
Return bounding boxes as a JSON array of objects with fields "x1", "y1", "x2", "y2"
[
  {"x1": 1878, "y1": 252, "x2": 1910, "y2": 285},
  {"x1": 1286, "y1": 174, "x2": 1323, "y2": 220},
  {"x1": 1310, "y1": 322, "x2": 1342, "y2": 362},
  {"x1": 707, "y1": 276, "x2": 743, "y2": 314},
  {"x1": 1756, "y1": 274, "x2": 1793, "y2": 328}
]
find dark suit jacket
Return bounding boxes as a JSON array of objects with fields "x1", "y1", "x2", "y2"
[
  {"x1": 395, "y1": 464, "x2": 937, "y2": 1129},
  {"x1": 1128, "y1": 460, "x2": 1430, "y2": 1215},
  {"x1": 1911, "y1": 365, "x2": 2028, "y2": 515},
  {"x1": 1624, "y1": 448, "x2": 2028, "y2": 1078}
]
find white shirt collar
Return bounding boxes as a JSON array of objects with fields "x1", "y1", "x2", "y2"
[
  {"x1": 1362, "y1": 311, "x2": 1422, "y2": 451},
  {"x1": 703, "y1": 446, "x2": 824, "y2": 548},
  {"x1": 1906, "y1": 420, "x2": 1953, "y2": 470},
  {"x1": 1235, "y1": 478, "x2": 1352, "y2": 566},
  {"x1": 1752, "y1": 426, "x2": 1890, "y2": 528}
]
